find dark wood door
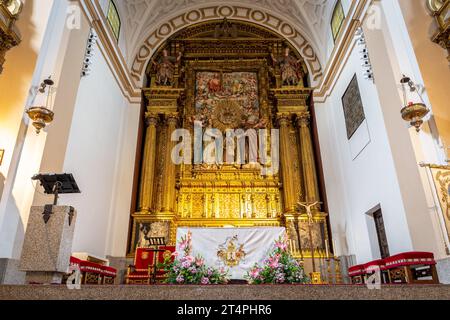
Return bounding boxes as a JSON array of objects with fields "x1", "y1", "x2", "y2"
[{"x1": 373, "y1": 210, "x2": 390, "y2": 259}]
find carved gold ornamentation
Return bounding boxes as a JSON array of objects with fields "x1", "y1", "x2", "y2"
[
  {"x1": 129, "y1": 20, "x2": 330, "y2": 260},
  {"x1": 0, "y1": 0, "x2": 21, "y2": 74},
  {"x1": 428, "y1": 0, "x2": 450, "y2": 62}
]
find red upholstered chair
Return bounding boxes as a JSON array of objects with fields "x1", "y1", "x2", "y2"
[
  {"x1": 384, "y1": 251, "x2": 439, "y2": 284},
  {"x1": 348, "y1": 264, "x2": 365, "y2": 284},
  {"x1": 126, "y1": 246, "x2": 176, "y2": 284},
  {"x1": 363, "y1": 259, "x2": 389, "y2": 284}
]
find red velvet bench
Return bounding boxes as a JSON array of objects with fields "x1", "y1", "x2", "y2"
[
  {"x1": 68, "y1": 256, "x2": 117, "y2": 285},
  {"x1": 384, "y1": 251, "x2": 439, "y2": 284},
  {"x1": 348, "y1": 264, "x2": 365, "y2": 284},
  {"x1": 363, "y1": 259, "x2": 389, "y2": 284}
]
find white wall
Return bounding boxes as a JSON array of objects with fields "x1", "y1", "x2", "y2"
[
  {"x1": 61, "y1": 41, "x2": 139, "y2": 258},
  {"x1": 315, "y1": 41, "x2": 413, "y2": 264},
  {"x1": 315, "y1": 0, "x2": 446, "y2": 264},
  {"x1": 0, "y1": 0, "x2": 140, "y2": 263}
]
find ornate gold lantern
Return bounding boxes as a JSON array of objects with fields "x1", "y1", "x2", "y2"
[
  {"x1": 400, "y1": 75, "x2": 430, "y2": 132},
  {"x1": 26, "y1": 77, "x2": 55, "y2": 134}
]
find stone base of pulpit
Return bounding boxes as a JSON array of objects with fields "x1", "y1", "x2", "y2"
[{"x1": 19, "y1": 206, "x2": 77, "y2": 285}]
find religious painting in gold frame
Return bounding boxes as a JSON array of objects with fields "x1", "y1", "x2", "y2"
[
  {"x1": 331, "y1": 0, "x2": 345, "y2": 42},
  {"x1": 429, "y1": 165, "x2": 450, "y2": 243}
]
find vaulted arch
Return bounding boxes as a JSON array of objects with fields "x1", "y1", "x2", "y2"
[{"x1": 130, "y1": 4, "x2": 324, "y2": 87}]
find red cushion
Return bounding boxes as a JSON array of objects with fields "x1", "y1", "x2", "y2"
[
  {"x1": 348, "y1": 264, "x2": 365, "y2": 276},
  {"x1": 384, "y1": 251, "x2": 436, "y2": 269},
  {"x1": 101, "y1": 266, "x2": 117, "y2": 277},
  {"x1": 69, "y1": 256, "x2": 109, "y2": 275},
  {"x1": 363, "y1": 259, "x2": 386, "y2": 272}
]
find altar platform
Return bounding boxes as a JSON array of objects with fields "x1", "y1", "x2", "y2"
[{"x1": 1, "y1": 284, "x2": 449, "y2": 300}]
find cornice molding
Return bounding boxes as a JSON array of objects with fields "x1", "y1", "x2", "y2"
[
  {"x1": 313, "y1": 0, "x2": 372, "y2": 102},
  {"x1": 78, "y1": 0, "x2": 372, "y2": 105},
  {"x1": 79, "y1": 0, "x2": 141, "y2": 102}
]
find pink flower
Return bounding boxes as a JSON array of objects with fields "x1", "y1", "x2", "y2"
[
  {"x1": 182, "y1": 260, "x2": 192, "y2": 268},
  {"x1": 268, "y1": 255, "x2": 280, "y2": 268},
  {"x1": 275, "y1": 241, "x2": 288, "y2": 251},
  {"x1": 249, "y1": 268, "x2": 261, "y2": 278},
  {"x1": 201, "y1": 277, "x2": 210, "y2": 285},
  {"x1": 172, "y1": 252, "x2": 179, "y2": 258},
  {"x1": 195, "y1": 258, "x2": 204, "y2": 267},
  {"x1": 176, "y1": 275, "x2": 184, "y2": 283}
]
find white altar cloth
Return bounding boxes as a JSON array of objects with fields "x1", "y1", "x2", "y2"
[{"x1": 176, "y1": 227, "x2": 286, "y2": 279}]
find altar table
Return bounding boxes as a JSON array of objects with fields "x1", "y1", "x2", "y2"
[{"x1": 176, "y1": 227, "x2": 286, "y2": 279}]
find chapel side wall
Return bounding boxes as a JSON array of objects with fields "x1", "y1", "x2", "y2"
[
  {"x1": 0, "y1": 0, "x2": 53, "y2": 186},
  {"x1": 61, "y1": 42, "x2": 139, "y2": 258},
  {"x1": 397, "y1": 0, "x2": 450, "y2": 151},
  {"x1": 0, "y1": 0, "x2": 54, "y2": 248},
  {"x1": 314, "y1": 41, "x2": 412, "y2": 265},
  {"x1": 0, "y1": 0, "x2": 86, "y2": 262}
]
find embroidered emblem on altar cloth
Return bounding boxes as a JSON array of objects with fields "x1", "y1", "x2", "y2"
[{"x1": 217, "y1": 235, "x2": 246, "y2": 267}]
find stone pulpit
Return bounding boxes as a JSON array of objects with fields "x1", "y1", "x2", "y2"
[{"x1": 19, "y1": 206, "x2": 77, "y2": 284}]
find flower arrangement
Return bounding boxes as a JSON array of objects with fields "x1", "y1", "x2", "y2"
[
  {"x1": 246, "y1": 235, "x2": 309, "y2": 284},
  {"x1": 162, "y1": 232, "x2": 229, "y2": 285}
]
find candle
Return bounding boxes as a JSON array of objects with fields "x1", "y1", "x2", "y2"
[{"x1": 325, "y1": 241, "x2": 329, "y2": 258}]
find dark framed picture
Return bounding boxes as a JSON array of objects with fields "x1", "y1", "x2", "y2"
[{"x1": 342, "y1": 74, "x2": 366, "y2": 139}]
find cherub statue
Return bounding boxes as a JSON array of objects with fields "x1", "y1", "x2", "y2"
[
  {"x1": 151, "y1": 49, "x2": 182, "y2": 86},
  {"x1": 271, "y1": 47, "x2": 305, "y2": 86}
]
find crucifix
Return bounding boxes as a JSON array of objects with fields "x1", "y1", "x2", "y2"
[{"x1": 297, "y1": 200, "x2": 321, "y2": 273}]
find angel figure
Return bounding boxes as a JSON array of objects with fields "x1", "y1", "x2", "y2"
[
  {"x1": 151, "y1": 49, "x2": 182, "y2": 86},
  {"x1": 271, "y1": 47, "x2": 305, "y2": 86}
]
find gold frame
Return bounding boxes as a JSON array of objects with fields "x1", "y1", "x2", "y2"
[{"x1": 0, "y1": 149, "x2": 4, "y2": 166}]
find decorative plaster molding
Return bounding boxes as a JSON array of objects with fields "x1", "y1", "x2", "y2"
[
  {"x1": 130, "y1": 4, "x2": 324, "y2": 87},
  {"x1": 313, "y1": 0, "x2": 372, "y2": 102}
]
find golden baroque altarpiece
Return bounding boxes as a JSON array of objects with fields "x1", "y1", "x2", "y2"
[{"x1": 129, "y1": 20, "x2": 331, "y2": 259}]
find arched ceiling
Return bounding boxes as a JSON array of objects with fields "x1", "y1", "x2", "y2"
[{"x1": 113, "y1": 0, "x2": 338, "y2": 86}]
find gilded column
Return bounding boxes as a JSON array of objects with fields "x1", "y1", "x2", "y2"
[
  {"x1": 277, "y1": 113, "x2": 296, "y2": 212},
  {"x1": 161, "y1": 113, "x2": 179, "y2": 213},
  {"x1": 138, "y1": 113, "x2": 159, "y2": 212},
  {"x1": 297, "y1": 112, "x2": 320, "y2": 204}
]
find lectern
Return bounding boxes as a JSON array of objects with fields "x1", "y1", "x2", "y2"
[
  {"x1": 20, "y1": 173, "x2": 81, "y2": 284},
  {"x1": 31, "y1": 173, "x2": 81, "y2": 224}
]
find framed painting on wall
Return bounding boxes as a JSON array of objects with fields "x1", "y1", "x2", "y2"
[{"x1": 342, "y1": 74, "x2": 366, "y2": 140}]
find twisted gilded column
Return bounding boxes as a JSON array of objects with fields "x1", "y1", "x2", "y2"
[
  {"x1": 138, "y1": 113, "x2": 159, "y2": 212},
  {"x1": 277, "y1": 113, "x2": 296, "y2": 212},
  {"x1": 161, "y1": 113, "x2": 179, "y2": 213},
  {"x1": 297, "y1": 112, "x2": 320, "y2": 204}
]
